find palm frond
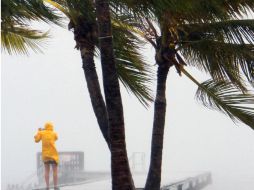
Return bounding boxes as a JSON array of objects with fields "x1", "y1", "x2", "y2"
[
  {"x1": 112, "y1": 16, "x2": 154, "y2": 107},
  {"x1": 182, "y1": 68, "x2": 254, "y2": 130},
  {"x1": 1, "y1": 25, "x2": 49, "y2": 55},
  {"x1": 1, "y1": 0, "x2": 62, "y2": 55},
  {"x1": 116, "y1": 58, "x2": 154, "y2": 108},
  {"x1": 2, "y1": 0, "x2": 62, "y2": 25},
  {"x1": 196, "y1": 80, "x2": 254, "y2": 129},
  {"x1": 110, "y1": 0, "x2": 154, "y2": 19},
  {"x1": 179, "y1": 19, "x2": 254, "y2": 44},
  {"x1": 44, "y1": 0, "x2": 70, "y2": 18},
  {"x1": 181, "y1": 40, "x2": 254, "y2": 90},
  {"x1": 186, "y1": 0, "x2": 254, "y2": 20},
  {"x1": 112, "y1": 0, "x2": 254, "y2": 24}
]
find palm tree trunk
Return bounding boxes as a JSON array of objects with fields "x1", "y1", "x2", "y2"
[
  {"x1": 80, "y1": 42, "x2": 110, "y2": 148},
  {"x1": 94, "y1": 0, "x2": 135, "y2": 189},
  {"x1": 145, "y1": 63, "x2": 170, "y2": 190}
]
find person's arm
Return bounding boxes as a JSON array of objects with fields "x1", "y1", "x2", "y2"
[
  {"x1": 55, "y1": 133, "x2": 58, "y2": 141},
  {"x1": 34, "y1": 130, "x2": 42, "y2": 143}
]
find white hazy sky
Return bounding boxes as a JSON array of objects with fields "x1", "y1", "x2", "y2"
[{"x1": 1, "y1": 22, "x2": 254, "y2": 190}]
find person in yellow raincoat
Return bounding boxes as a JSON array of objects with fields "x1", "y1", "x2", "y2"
[{"x1": 34, "y1": 122, "x2": 59, "y2": 190}]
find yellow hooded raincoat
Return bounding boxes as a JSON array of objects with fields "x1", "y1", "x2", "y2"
[{"x1": 34, "y1": 122, "x2": 59, "y2": 164}]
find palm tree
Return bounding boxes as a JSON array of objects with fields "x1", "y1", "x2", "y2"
[
  {"x1": 113, "y1": 1, "x2": 254, "y2": 189},
  {"x1": 95, "y1": 0, "x2": 135, "y2": 189},
  {"x1": 145, "y1": 3, "x2": 254, "y2": 190},
  {"x1": 1, "y1": 0, "x2": 61, "y2": 55}
]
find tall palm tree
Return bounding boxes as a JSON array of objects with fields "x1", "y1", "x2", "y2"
[
  {"x1": 95, "y1": 0, "x2": 135, "y2": 189},
  {"x1": 1, "y1": 0, "x2": 61, "y2": 55},
  {"x1": 113, "y1": 1, "x2": 254, "y2": 189},
  {"x1": 144, "y1": 2, "x2": 254, "y2": 189}
]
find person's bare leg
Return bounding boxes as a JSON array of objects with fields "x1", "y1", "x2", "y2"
[
  {"x1": 52, "y1": 164, "x2": 58, "y2": 189},
  {"x1": 44, "y1": 163, "x2": 50, "y2": 189}
]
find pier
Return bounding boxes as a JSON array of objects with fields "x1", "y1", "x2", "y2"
[{"x1": 6, "y1": 152, "x2": 212, "y2": 190}]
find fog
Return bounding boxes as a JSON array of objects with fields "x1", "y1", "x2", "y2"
[{"x1": 2, "y1": 24, "x2": 254, "y2": 190}]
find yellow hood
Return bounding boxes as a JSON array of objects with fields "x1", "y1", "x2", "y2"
[{"x1": 44, "y1": 122, "x2": 54, "y2": 131}]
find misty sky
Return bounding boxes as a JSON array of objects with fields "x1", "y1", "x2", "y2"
[{"x1": 1, "y1": 22, "x2": 254, "y2": 190}]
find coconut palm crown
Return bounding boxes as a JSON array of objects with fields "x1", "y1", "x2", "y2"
[
  {"x1": 118, "y1": 0, "x2": 254, "y2": 129},
  {"x1": 45, "y1": 0, "x2": 153, "y2": 107},
  {"x1": 1, "y1": 0, "x2": 62, "y2": 55},
  {"x1": 112, "y1": 1, "x2": 254, "y2": 189}
]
